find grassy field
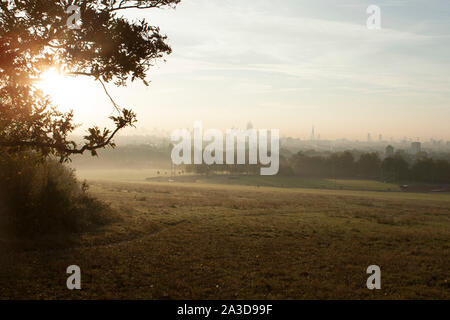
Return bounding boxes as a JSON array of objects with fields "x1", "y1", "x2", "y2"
[
  {"x1": 1, "y1": 179, "x2": 449, "y2": 299},
  {"x1": 75, "y1": 168, "x2": 164, "y2": 182},
  {"x1": 77, "y1": 168, "x2": 402, "y2": 192},
  {"x1": 194, "y1": 175, "x2": 402, "y2": 191}
]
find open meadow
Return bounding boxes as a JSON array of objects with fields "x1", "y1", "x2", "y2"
[{"x1": 1, "y1": 174, "x2": 449, "y2": 299}]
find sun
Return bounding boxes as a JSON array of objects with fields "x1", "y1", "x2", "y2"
[{"x1": 35, "y1": 69, "x2": 80, "y2": 112}]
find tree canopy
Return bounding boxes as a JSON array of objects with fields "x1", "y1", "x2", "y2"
[{"x1": 0, "y1": 0, "x2": 180, "y2": 161}]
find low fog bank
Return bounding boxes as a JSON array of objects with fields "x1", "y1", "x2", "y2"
[{"x1": 71, "y1": 144, "x2": 173, "y2": 171}]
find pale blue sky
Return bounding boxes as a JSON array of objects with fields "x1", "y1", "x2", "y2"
[{"x1": 53, "y1": 0, "x2": 450, "y2": 140}]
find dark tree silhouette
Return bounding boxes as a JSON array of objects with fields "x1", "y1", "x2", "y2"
[
  {"x1": 357, "y1": 152, "x2": 381, "y2": 179},
  {"x1": 0, "y1": 0, "x2": 180, "y2": 161}
]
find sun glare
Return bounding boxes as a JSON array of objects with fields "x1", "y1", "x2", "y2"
[{"x1": 36, "y1": 69, "x2": 80, "y2": 112}]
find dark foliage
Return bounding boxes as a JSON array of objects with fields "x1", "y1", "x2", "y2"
[{"x1": 0, "y1": 151, "x2": 114, "y2": 238}]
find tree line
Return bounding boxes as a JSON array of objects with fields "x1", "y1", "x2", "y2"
[{"x1": 184, "y1": 150, "x2": 450, "y2": 184}]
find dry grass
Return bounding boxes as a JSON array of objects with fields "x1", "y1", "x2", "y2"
[{"x1": 0, "y1": 181, "x2": 449, "y2": 299}]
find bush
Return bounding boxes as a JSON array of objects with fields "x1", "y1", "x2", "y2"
[{"x1": 0, "y1": 151, "x2": 113, "y2": 238}]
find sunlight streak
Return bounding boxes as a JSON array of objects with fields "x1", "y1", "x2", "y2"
[{"x1": 35, "y1": 69, "x2": 82, "y2": 113}]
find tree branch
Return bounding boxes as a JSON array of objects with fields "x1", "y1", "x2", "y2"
[{"x1": 98, "y1": 79, "x2": 122, "y2": 113}]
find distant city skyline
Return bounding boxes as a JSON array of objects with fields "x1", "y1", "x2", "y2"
[{"x1": 106, "y1": 126, "x2": 450, "y2": 145}]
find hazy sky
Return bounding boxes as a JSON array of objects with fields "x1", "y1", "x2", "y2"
[{"x1": 49, "y1": 0, "x2": 450, "y2": 140}]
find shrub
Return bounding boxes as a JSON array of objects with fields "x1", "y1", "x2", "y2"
[{"x1": 0, "y1": 151, "x2": 113, "y2": 238}]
